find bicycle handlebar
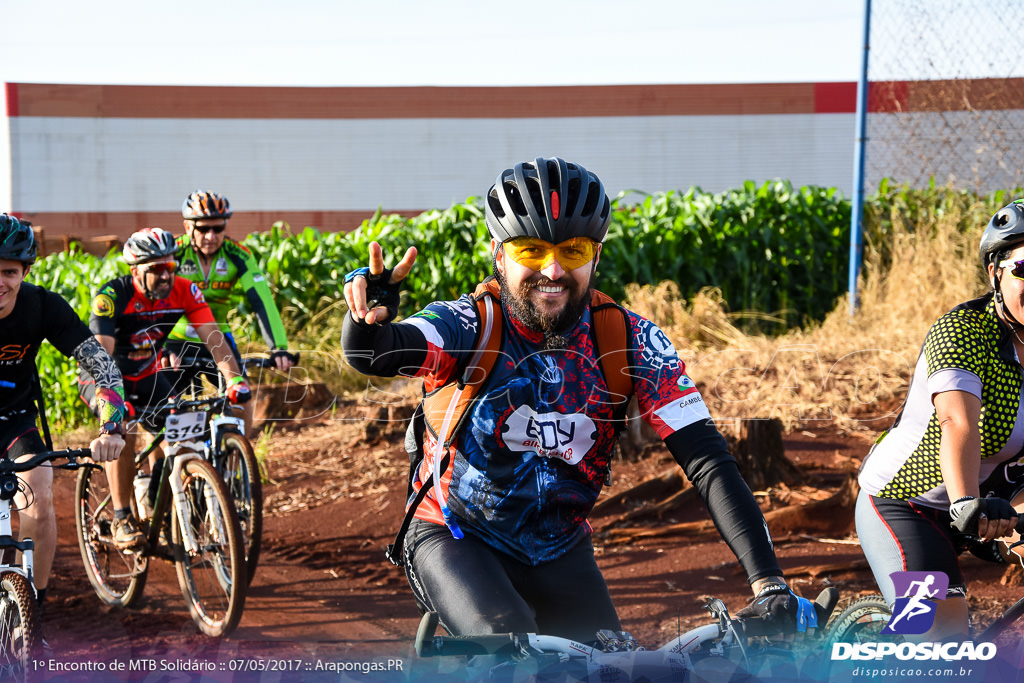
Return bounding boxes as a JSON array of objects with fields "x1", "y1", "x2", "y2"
[
  {"x1": 415, "y1": 587, "x2": 841, "y2": 660},
  {"x1": 185, "y1": 354, "x2": 299, "y2": 373},
  {"x1": 417, "y1": 632, "x2": 529, "y2": 658},
  {"x1": 129, "y1": 393, "x2": 233, "y2": 424},
  {"x1": 0, "y1": 448, "x2": 95, "y2": 473}
]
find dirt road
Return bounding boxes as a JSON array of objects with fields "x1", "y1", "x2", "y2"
[{"x1": 33, "y1": 413, "x2": 1018, "y2": 681}]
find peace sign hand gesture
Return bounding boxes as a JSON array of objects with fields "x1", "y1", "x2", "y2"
[{"x1": 343, "y1": 241, "x2": 418, "y2": 325}]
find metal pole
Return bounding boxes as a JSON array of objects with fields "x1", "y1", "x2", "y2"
[{"x1": 849, "y1": 0, "x2": 872, "y2": 315}]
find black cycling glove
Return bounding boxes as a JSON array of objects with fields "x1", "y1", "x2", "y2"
[
  {"x1": 735, "y1": 584, "x2": 818, "y2": 636},
  {"x1": 345, "y1": 266, "x2": 401, "y2": 324},
  {"x1": 949, "y1": 496, "x2": 1016, "y2": 536},
  {"x1": 270, "y1": 349, "x2": 300, "y2": 365}
]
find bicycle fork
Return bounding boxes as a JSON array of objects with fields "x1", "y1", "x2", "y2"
[
  {"x1": 168, "y1": 452, "x2": 229, "y2": 556},
  {"x1": 0, "y1": 505, "x2": 32, "y2": 588}
]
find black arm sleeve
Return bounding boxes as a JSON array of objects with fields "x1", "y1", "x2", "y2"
[
  {"x1": 664, "y1": 422, "x2": 783, "y2": 585},
  {"x1": 341, "y1": 313, "x2": 430, "y2": 377}
]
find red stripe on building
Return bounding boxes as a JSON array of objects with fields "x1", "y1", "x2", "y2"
[
  {"x1": 5, "y1": 83, "x2": 18, "y2": 117},
  {"x1": 7, "y1": 82, "x2": 825, "y2": 119},
  {"x1": 10, "y1": 79, "x2": 1024, "y2": 119},
  {"x1": 813, "y1": 82, "x2": 857, "y2": 113}
]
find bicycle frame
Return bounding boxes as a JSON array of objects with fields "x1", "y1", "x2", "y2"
[
  {"x1": 0, "y1": 472, "x2": 35, "y2": 586},
  {"x1": 131, "y1": 412, "x2": 226, "y2": 557},
  {"x1": 0, "y1": 450, "x2": 91, "y2": 589}
]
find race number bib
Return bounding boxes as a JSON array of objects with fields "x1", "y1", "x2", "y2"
[{"x1": 165, "y1": 412, "x2": 206, "y2": 442}]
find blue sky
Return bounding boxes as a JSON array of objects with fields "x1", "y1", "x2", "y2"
[{"x1": 3, "y1": 0, "x2": 868, "y2": 86}]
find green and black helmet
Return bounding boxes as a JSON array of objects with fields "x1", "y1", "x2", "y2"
[{"x1": 0, "y1": 214, "x2": 37, "y2": 264}]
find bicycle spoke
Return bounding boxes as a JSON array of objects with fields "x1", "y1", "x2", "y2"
[
  {"x1": 215, "y1": 433, "x2": 262, "y2": 584},
  {"x1": 172, "y1": 458, "x2": 246, "y2": 637},
  {"x1": 74, "y1": 466, "x2": 147, "y2": 607}
]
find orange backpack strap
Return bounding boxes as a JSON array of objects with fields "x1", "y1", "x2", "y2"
[
  {"x1": 421, "y1": 278, "x2": 504, "y2": 446},
  {"x1": 589, "y1": 289, "x2": 634, "y2": 420}
]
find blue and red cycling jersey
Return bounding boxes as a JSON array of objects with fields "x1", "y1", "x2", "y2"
[{"x1": 403, "y1": 294, "x2": 713, "y2": 565}]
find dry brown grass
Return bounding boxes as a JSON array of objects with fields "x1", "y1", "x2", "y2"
[{"x1": 624, "y1": 199, "x2": 991, "y2": 435}]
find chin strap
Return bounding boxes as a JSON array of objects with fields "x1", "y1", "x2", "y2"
[{"x1": 994, "y1": 271, "x2": 1024, "y2": 332}]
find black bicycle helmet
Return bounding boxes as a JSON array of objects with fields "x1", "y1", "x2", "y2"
[
  {"x1": 0, "y1": 214, "x2": 37, "y2": 264},
  {"x1": 485, "y1": 157, "x2": 611, "y2": 244},
  {"x1": 981, "y1": 199, "x2": 1024, "y2": 267},
  {"x1": 123, "y1": 228, "x2": 178, "y2": 265},
  {"x1": 182, "y1": 190, "x2": 232, "y2": 220}
]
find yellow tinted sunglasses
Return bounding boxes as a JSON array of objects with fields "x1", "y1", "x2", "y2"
[{"x1": 503, "y1": 236, "x2": 598, "y2": 271}]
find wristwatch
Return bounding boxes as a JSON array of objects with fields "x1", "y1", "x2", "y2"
[{"x1": 98, "y1": 420, "x2": 124, "y2": 437}]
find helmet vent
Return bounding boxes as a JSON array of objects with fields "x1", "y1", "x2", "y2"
[
  {"x1": 487, "y1": 188, "x2": 507, "y2": 219},
  {"x1": 505, "y1": 181, "x2": 528, "y2": 216},
  {"x1": 525, "y1": 178, "x2": 545, "y2": 217},
  {"x1": 581, "y1": 180, "x2": 601, "y2": 218}
]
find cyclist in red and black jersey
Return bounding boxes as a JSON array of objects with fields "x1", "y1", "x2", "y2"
[
  {"x1": 80, "y1": 228, "x2": 251, "y2": 549},
  {"x1": 0, "y1": 214, "x2": 126, "y2": 612}
]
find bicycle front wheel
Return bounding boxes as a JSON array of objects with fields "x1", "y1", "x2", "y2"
[
  {"x1": 0, "y1": 570, "x2": 40, "y2": 683},
  {"x1": 826, "y1": 595, "x2": 898, "y2": 645},
  {"x1": 216, "y1": 431, "x2": 262, "y2": 585},
  {"x1": 171, "y1": 457, "x2": 246, "y2": 637},
  {"x1": 74, "y1": 465, "x2": 148, "y2": 607}
]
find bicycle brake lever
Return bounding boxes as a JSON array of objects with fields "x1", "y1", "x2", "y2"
[{"x1": 704, "y1": 597, "x2": 751, "y2": 668}]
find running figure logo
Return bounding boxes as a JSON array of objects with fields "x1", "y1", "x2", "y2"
[{"x1": 882, "y1": 571, "x2": 948, "y2": 635}]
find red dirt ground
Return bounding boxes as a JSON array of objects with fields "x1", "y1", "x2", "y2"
[{"x1": 29, "y1": 400, "x2": 1024, "y2": 681}]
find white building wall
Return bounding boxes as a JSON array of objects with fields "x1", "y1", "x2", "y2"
[
  {"x1": 0, "y1": 87, "x2": 10, "y2": 212},
  {"x1": 9, "y1": 113, "x2": 857, "y2": 214}
]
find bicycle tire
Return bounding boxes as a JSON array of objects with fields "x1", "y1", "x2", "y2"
[
  {"x1": 171, "y1": 457, "x2": 246, "y2": 637},
  {"x1": 0, "y1": 571, "x2": 39, "y2": 683},
  {"x1": 215, "y1": 431, "x2": 262, "y2": 585},
  {"x1": 826, "y1": 595, "x2": 900, "y2": 645},
  {"x1": 74, "y1": 465, "x2": 148, "y2": 607},
  {"x1": 978, "y1": 593, "x2": 1024, "y2": 642}
]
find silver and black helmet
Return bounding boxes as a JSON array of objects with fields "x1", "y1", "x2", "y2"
[{"x1": 484, "y1": 157, "x2": 610, "y2": 244}]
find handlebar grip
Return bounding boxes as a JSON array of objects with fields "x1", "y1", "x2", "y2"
[{"x1": 416, "y1": 634, "x2": 525, "y2": 658}]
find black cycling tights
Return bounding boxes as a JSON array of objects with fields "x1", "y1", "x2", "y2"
[{"x1": 404, "y1": 519, "x2": 621, "y2": 643}]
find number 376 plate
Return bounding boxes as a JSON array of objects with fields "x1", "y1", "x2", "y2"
[{"x1": 165, "y1": 411, "x2": 207, "y2": 443}]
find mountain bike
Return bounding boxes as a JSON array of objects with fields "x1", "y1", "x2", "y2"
[
  {"x1": 175, "y1": 353, "x2": 294, "y2": 585},
  {"x1": 74, "y1": 396, "x2": 246, "y2": 637},
  {"x1": 414, "y1": 587, "x2": 839, "y2": 681},
  {"x1": 172, "y1": 388, "x2": 262, "y2": 586},
  {"x1": 826, "y1": 515, "x2": 1024, "y2": 648},
  {"x1": 0, "y1": 447, "x2": 92, "y2": 683}
]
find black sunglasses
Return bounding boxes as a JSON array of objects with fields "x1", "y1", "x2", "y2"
[{"x1": 191, "y1": 223, "x2": 227, "y2": 234}]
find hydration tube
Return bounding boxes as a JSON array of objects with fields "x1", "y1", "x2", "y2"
[{"x1": 431, "y1": 296, "x2": 497, "y2": 540}]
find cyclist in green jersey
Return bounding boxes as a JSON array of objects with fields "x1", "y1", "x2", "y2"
[{"x1": 166, "y1": 190, "x2": 296, "y2": 436}]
